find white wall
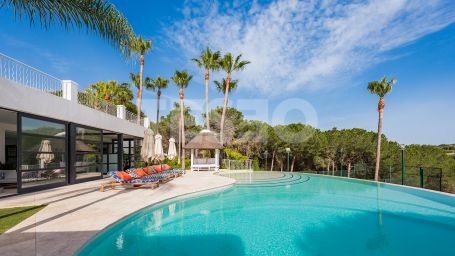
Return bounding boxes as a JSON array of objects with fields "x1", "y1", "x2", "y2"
[
  {"x1": 0, "y1": 122, "x2": 16, "y2": 163},
  {"x1": 0, "y1": 78, "x2": 146, "y2": 138}
]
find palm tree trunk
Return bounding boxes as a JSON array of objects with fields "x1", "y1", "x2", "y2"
[
  {"x1": 290, "y1": 155, "x2": 296, "y2": 172},
  {"x1": 332, "y1": 160, "x2": 335, "y2": 175},
  {"x1": 205, "y1": 70, "x2": 210, "y2": 130},
  {"x1": 137, "y1": 54, "x2": 144, "y2": 125},
  {"x1": 374, "y1": 97, "x2": 384, "y2": 181},
  {"x1": 178, "y1": 117, "x2": 181, "y2": 164},
  {"x1": 348, "y1": 161, "x2": 352, "y2": 178},
  {"x1": 270, "y1": 150, "x2": 275, "y2": 171},
  {"x1": 180, "y1": 87, "x2": 186, "y2": 169},
  {"x1": 219, "y1": 74, "x2": 231, "y2": 144},
  {"x1": 156, "y1": 90, "x2": 161, "y2": 134}
]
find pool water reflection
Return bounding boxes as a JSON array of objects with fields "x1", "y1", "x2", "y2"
[{"x1": 77, "y1": 172, "x2": 455, "y2": 256}]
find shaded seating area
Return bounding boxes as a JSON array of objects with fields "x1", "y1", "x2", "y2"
[{"x1": 184, "y1": 130, "x2": 224, "y2": 172}]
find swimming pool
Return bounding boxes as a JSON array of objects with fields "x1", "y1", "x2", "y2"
[{"x1": 77, "y1": 172, "x2": 455, "y2": 255}]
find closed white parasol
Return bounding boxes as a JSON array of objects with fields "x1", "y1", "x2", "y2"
[
  {"x1": 154, "y1": 134, "x2": 164, "y2": 161},
  {"x1": 167, "y1": 137, "x2": 177, "y2": 160},
  {"x1": 36, "y1": 139, "x2": 54, "y2": 168},
  {"x1": 140, "y1": 129, "x2": 155, "y2": 163}
]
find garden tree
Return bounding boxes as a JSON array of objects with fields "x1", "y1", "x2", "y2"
[
  {"x1": 192, "y1": 48, "x2": 221, "y2": 130},
  {"x1": 171, "y1": 70, "x2": 192, "y2": 169},
  {"x1": 205, "y1": 107, "x2": 244, "y2": 146},
  {"x1": 2, "y1": 0, "x2": 135, "y2": 56},
  {"x1": 85, "y1": 80, "x2": 142, "y2": 117},
  {"x1": 273, "y1": 123, "x2": 316, "y2": 172},
  {"x1": 158, "y1": 102, "x2": 201, "y2": 154},
  {"x1": 335, "y1": 129, "x2": 374, "y2": 177},
  {"x1": 130, "y1": 36, "x2": 152, "y2": 124},
  {"x1": 86, "y1": 80, "x2": 120, "y2": 102},
  {"x1": 234, "y1": 120, "x2": 271, "y2": 158},
  {"x1": 305, "y1": 130, "x2": 329, "y2": 171},
  {"x1": 150, "y1": 76, "x2": 169, "y2": 134},
  {"x1": 368, "y1": 76, "x2": 397, "y2": 181},
  {"x1": 114, "y1": 83, "x2": 134, "y2": 105},
  {"x1": 218, "y1": 53, "x2": 250, "y2": 144}
]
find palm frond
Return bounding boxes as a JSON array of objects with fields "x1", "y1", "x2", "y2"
[
  {"x1": 171, "y1": 70, "x2": 192, "y2": 88},
  {"x1": 130, "y1": 35, "x2": 152, "y2": 56},
  {"x1": 2, "y1": 0, "x2": 136, "y2": 57},
  {"x1": 367, "y1": 76, "x2": 397, "y2": 97},
  {"x1": 130, "y1": 72, "x2": 140, "y2": 89},
  {"x1": 214, "y1": 78, "x2": 238, "y2": 93}
]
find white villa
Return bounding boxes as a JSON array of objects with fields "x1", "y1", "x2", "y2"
[{"x1": 0, "y1": 52, "x2": 150, "y2": 197}]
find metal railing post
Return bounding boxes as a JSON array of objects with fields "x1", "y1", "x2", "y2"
[{"x1": 419, "y1": 167, "x2": 424, "y2": 188}]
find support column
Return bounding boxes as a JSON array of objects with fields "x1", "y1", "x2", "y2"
[
  {"x1": 215, "y1": 149, "x2": 220, "y2": 171},
  {"x1": 190, "y1": 149, "x2": 194, "y2": 172},
  {"x1": 62, "y1": 80, "x2": 79, "y2": 102},
  {"x1": 116, "y1": 105, "x2": 126, "y2": 120},
  {"x1": 117, "y1": 134, "x2": 124, "y2": 171},
  {"x1": 143, "y1": 117, "x2": 150, "y2": 128}
]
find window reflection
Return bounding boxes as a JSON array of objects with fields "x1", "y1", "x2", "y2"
[
  {"x1": 75, "y1": 126, "x2": 102, "y2": 180},
  {"x1": 20, "y1": 116, "x2": 67, "y2": 189}
]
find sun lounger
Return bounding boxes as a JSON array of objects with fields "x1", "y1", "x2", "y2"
[{"x1": 99, "y1": 171, "x2": 160, "y2": 192}]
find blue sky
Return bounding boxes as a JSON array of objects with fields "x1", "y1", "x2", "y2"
[{"x1": 0, "y1": 0, "x2": 454, "y2": 145}]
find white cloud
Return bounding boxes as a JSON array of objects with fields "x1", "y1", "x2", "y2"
[{"x1": 166, "y1": 0, "x2": 455, "y2": 95}]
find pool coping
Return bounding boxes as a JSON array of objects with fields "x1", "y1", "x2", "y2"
[{"x1": 75, "y1": 183, "x2": 235, "y2": 254}]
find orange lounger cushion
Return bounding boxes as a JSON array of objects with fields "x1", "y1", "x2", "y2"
[
  {"x1": 162, "y1": 164, "x2": 171, "y2": 171},
  {"x1": 116, "y1": 171, "x2": 133, "y2": 181},
  {"x1": 134, "y1": 168, "x2": 147, "y2": 177},
  {"x1": 143, "y1": 168, "x2": 155, "y2": 175},
  {"x1": 153, "y1": 165, "x2": 163, "y2": 172}
]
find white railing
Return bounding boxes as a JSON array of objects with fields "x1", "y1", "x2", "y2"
[
  {"x1": 222, "y1": 159, "x2": 253, "y2": 170},
  {"x1": 125, "y1": 109, "x2": 144, "y2": 125},
  {"x1": 0, "y1": 52, "x2": 62, "y2": 97},
  {"x1": 77, "y1": 91, "x2": 117, "y2": 117},
  {"x1": 1, "y1": 52, "x2": 149, "y2": 127}
]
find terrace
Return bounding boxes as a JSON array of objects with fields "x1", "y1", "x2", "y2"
[{"x1": 0, "y1": 52, "x2": 149, "y2": 127}]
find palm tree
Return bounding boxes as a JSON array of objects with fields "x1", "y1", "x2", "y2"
[
  {"x1": 130, "y1": 72, "x2": 140, "y2": 89},
  {"x1": 214, "y1": 78, "x2": 238, "y2": 96},
  {"x1": 192, "y1": 47, "x2": 221, "y2": 130},
  {"x1": 171, "y1": 70, "x2": 193, "y2": 169},
  {"x1": 115, "y1": 83, "x2": 134, "y2": 105},
  {"x1": 368, "y1": 76, "x2": 397, "y2": 181},
  {"x1": 130, "y1": 36, "x2": 152, "y2": 124},
  {"x1": 219, "y1": 53, "x2": 250, "y2": 144},
  {"x1": 1, "y1": 0, "x2": 135, "y2": 55},
  {"x1": 150, "y1": 76, "x2": 169, "y2": 133}
]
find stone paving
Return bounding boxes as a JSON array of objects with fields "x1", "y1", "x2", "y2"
[{"x1": 0, "y1": 171, "x2": 234, "y2": 256}]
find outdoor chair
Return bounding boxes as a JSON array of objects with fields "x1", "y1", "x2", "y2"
[{"x1": 99, "y1": 171, "x2": 160, "y2": 192}]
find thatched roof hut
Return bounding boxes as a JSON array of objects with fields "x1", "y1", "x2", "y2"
[
  {"x1": 184, "y1": 129, "x2": 223, "y2": 171},
  {"x1": 184, "y1": 129, "x2": 223, "y2": 150}
]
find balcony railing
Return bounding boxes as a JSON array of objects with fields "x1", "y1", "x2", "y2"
[
  {"x1": 1, "y1": 52, "x2": 149, "y2": 127},
  {"x1": 77, "y1": 92, "x2": 117, "y2": 117},
  {"x1": 125, "y1": 109, "x2": 145, "y2": 125},
  {"x1": 0, "y1": 52, "x2": 62, "y2": 97}
]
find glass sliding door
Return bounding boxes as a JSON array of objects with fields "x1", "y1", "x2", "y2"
[
  {"x1": 19, "y1": 115, "x2": 67, "y2": 192},
  {"x1": 73, "y1": 126, "x2": 103, "y2": 181},
  {"x1": 102, "y1": 133, "x2": 119, "y2": 175}
]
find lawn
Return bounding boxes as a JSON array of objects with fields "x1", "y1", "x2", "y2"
[{"x1": 0, "y1": 205, "x2": 46, "y2": 234}]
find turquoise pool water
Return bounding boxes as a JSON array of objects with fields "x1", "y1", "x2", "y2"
[{"x1": 77, "y1": 172, "x2": 455, "y2": 255}]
